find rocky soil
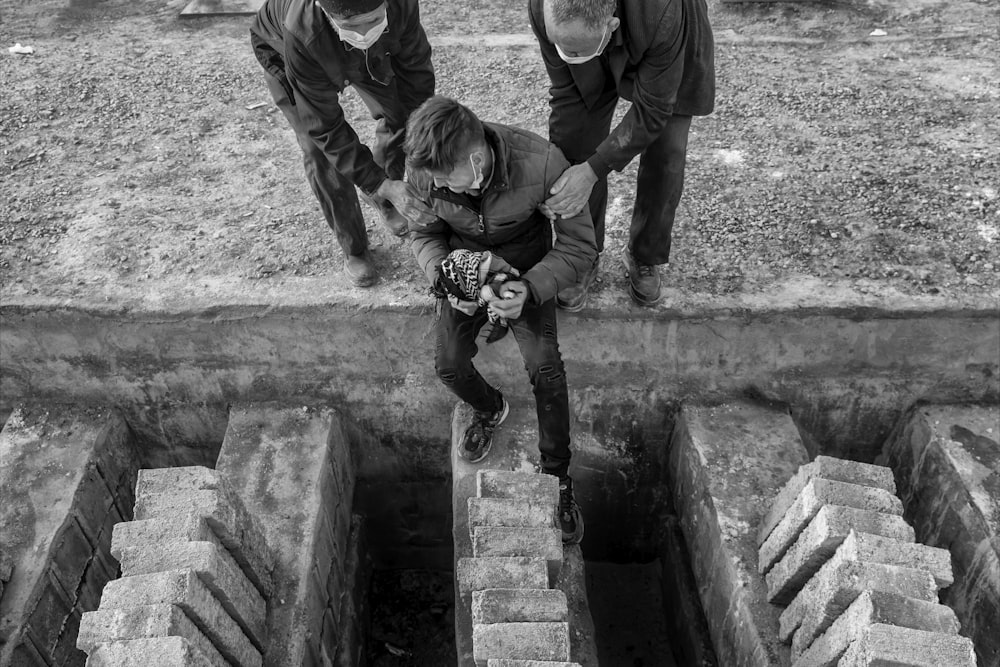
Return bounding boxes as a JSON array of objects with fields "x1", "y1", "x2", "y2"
[{"x1": 1, "y1": 0, "x2": 997, "y2": 309}]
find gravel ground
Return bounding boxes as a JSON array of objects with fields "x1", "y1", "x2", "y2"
[{"x1": 0, "y1": 0, "x2": 997, "y2": 308}]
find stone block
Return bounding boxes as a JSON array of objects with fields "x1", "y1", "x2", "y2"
[
  {"x1": 880, "y1": 403, "x2": 1000, "y2": 667},
  {"x1": 780, "y1": 558, "x2": 937, "y2": 657},
  {"x1": 477, "y1": 471, "x2": 559, "y2": 506},
  {"x1": 457, "y1": 557, "x2": 549, "y2": 595},
  {"x1": 216, "y1": 403, "x2": 355, "y2": 667},
  {"x1": 765, "y1": 505, "x2": 915, "y2": 604},
  {"x1": 794, "y1": 589, "x2": 960, "y2": 667},
  {"x1": 836, "y1": 623, "x2": 977, "y2": 666},
  {"x1": 133, "y1": 471, "x2": 273, "y2": 597},
  {"x1": 111, "y1": 514, "x2": 216, "y2": 559},
  {"x1": 116, "y1": 541, "x2": 266, "y2": 648},
  {"x1": 468, "y1": 497, "x2": 556, "y2": 532},
  {"x1": 758, "y1": 477, "x2": 903, "y2": 574},
  {"x1": 86, "y1": 636, "x2": 217, "y2": 667},
  {"x1": 472, "y1": 622, "x2": 570, "y2": 662},
  {"x1": 758, "y1": 456, "x2": 895, "y2": 547},
  {"x1": 472, "y1": 589, "x2": 568, "y2": 624},
  {"x1": 98, "y1": 569, "x2": 261, "y2": 667},
  {"x1": 77, "y1": 604, "x2": 228, "y2": 667},
  {"x1": 472, "y1": 527, "x2": 562, "y2": 580}
]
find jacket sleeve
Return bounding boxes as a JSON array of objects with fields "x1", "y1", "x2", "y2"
[
  {"x1": 521, "y1": 145, "x2": 598, "y2": 304},
  {"x1": 407, "y1": 173, "x2": 450, "y2": 284},
  {"x1": 283, "y1": 37, "x2": 388, "y2": 195},
  {"x1": 391, "y1": 0, "x2": 435, "y2": 116},
  {"x1": 592, "y1": 3, "x2": 686, "y2": 174}
]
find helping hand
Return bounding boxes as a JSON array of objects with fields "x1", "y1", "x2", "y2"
[
  {"x1": 377, "y1": 179, "x2": 437, "y2": 228},
  {"x1": 447, "y1": 294, "x2": 479, "y2": 316},
  {"x1": 543, "y1": 163, "x2": 597, "y2": 219},
  {"x1": 485, "y1": 280, "x2": 529, "y2": 320}
]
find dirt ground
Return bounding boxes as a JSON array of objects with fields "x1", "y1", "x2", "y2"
[{"x1": 0, "y1": 0, "x2": 997, "y2": 310}]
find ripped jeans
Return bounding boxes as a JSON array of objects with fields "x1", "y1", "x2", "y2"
[{"x1": 435, "y1": 298, "x2": 572, "y2": 479}]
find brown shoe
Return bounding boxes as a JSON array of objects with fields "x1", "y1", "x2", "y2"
[
  {"x1": 360, "y1": 192, "x2": 409, "y2": 237},
  {"x1": 345, "y1": 251, "x2": 377, "y2": 287},
  {"x1": 556, "y1": 257, "x2": 600, "y2": 312},
  {"x1": 623, "y1": 248, "x2": 661, "y2": 306}
]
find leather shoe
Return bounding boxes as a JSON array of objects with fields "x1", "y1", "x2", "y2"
[
  {"x1": 345, "y1": 251, "x2": 377, "y2": 287},
  {"x1": 556, "y1": 257, "x2": 600, "y2": 312},
  {"x1": 623, "y1": 248, "x2": 661, "y2": 306}
]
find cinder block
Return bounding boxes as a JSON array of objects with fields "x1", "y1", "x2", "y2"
[
  {"x1": 837, "y1": 623, "x2": 977, "y2": 666},
  {"x1": 472, "y1": 622, "x2": 570, "y2": 662},
  {"x1": 133, "y1": 486, "x2": 273, "y2": 596},
  {"x1": 795, "y1": 589, "x2": 960, "y2": 667},
  {"x1": 468, "y1": 497, "x2": 556, "y2": 532},
  {"x1": 77, "y1": 604, "x2": 228, "y2": 667},
  {"x1": 98, "y1": 569, "x2": 261, "y2": 667},
  {"x1": 111, "y1": 514, "x2": 215, "y2": 559},
  {"x1": 472, "y1": 527, "x2": 562, "y2": 580},
  {"x1": 472, "y1": 589, "x2": 568, "y2": 624},
  {"x1": 116, "y1": 541, "x2": 266, "y2": 648},
  {"x1": 758, "y1": 456, "x2": 895, "y2": 547},
  {"x1": 837, "y1": 529, "x2": 952, "y2": 588},
  {"x1": 488, "y1": 662, "x2": 582, "y2": 667},
  {"x1": 457, "y1": 557, "x2": 549, "y2": 595},
  {"x1": 758, "y1": 477, "x2": 903, "y2": 574},
  {"x1": 780, "y1": 529, "x2": 943, "y2": 644},
  {"x1": 477, "y1": 471, "x2": 559, "y2": 506},
  {"x1": 85, "y1": 636, "x2": 217, "y2": 667},
  {"x1": 135, "y1": 467, "x2": 226, "y2": 497},
  {"x1": 765, "y1": 505, "x2": 915, "y2": 604},
  {"x1": 782, "y1": 560, "x2": 937, "y2": 658}
]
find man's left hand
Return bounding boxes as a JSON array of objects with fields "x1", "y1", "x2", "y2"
[
  {"x1": 543, "y1": 163, "x2": 598, "y2": 219},
  {"x1": 486, "y1": 280, "x2": 530, "y2": 320}
]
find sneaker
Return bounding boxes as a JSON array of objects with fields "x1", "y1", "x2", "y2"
[
  {"x1": 344, "y1": 251, "x2": 377, "y2": 287},
  {"x1": 360, "y1": 192, "x2": 409, "y2": 237},
  {"x1": 556, "y1": 257, "x2": 600, "y2": 312},
  {"x1": 623, "y1": 248, "x2": 661, "y2": 306},
  {"x1": 460, "y1": 395, "x2": 509, "y2": 463},
  {"x1": 558, "y1": 477, "x2": 585, "y2": 544}
]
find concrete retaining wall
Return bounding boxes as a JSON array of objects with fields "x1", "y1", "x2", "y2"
[{"x1": 0, "y1": 405, "x2": 138, "y2": 667}]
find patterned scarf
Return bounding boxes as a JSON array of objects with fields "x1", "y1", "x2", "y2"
[{"x1": 439, "y1": 249, "x2": 510, "y2": 343}]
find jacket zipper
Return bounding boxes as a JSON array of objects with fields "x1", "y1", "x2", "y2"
[{"x1": 432, "y1": 189, "x2": 495, "y2": 248}]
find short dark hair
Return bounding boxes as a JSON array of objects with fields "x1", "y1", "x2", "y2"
[
  {"x1": 546, "y1": 0, "x2": 615, "y2": 30},
  {"x1": 404, "y1": 96, "x2": 485, "y2": 174},
  {"x1": 316, "y1": 0, "x2": 383, "y2": 18}
]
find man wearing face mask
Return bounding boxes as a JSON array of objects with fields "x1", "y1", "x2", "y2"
[
  {"x1": 529, "y1": 0, "x2": 714, "y2": 308},
  {"x1": 405, "y1": 96, "x2": 597, "y2": 545},
  {"x1": 250, "y1": 0, "x2": 436, "y2": 286}
]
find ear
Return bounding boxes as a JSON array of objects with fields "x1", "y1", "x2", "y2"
[
  {"x1": 470, "y1": 150, "x2": 485, "y2": 169},
  {"x1": 608, "y1": 16, "x2": 621, "y2": 33}
]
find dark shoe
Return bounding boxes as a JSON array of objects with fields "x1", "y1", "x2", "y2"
[
  {"x1": 360, "y1": 192, "x2": 409, "y2": 237},
  {"x1": 556, "y1": 257, "x2": 600, "y2": 312},
  {"x1": 345, "y1": 251, "x2": 377, "y2": 287},
  {"x1": 558, "y1": 477, "x2": 584, "y2": 544},
  {"x1": 460, "y1": 395, "x2": 509, "y2": 463},
  {"x1": 623, "y1": 248, "x2": 661, "y2": 306}
]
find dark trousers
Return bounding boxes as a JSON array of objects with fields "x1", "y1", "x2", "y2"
[
  {"x1": 264, "y1": 72, "x2": 409, "y2": 257},
  {"x1": 435, "y1": 299, "x2": 572, "y2": 479},
  {"x1": 551, "y1": 90, "x2": 693, "y2": 266}
]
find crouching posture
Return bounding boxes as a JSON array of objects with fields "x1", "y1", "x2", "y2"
[{"x1": 405, "y1": 96, "x2": 597, "y2": 544}]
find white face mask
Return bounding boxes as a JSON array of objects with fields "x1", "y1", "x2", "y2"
[
  {"x1": 554, "y1": 24, "x2": 611, "y2": 65},
  {"x1": 469, "y1": 154, "x2": 484, "y2": 191},
  {"x1": 332, "y1": 13, "x2": 387, "y2": 50}
]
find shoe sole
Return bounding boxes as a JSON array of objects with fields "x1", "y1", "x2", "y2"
[
  {"x1": 621, "y1": 251, "x2": 661, "y2": 307},
  {"x1": 464, "y1": 398, "x2": 509, "y2": 464},
  {"x1": 562, "y1": 510, "x2": 585, "y2": 545},
  {"x1": 556, "y1": 296, "x2": 587, "y2": 313}
]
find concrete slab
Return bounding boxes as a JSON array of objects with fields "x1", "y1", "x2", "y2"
[
  {"x1": 880, "y1": 403, "x2": 1000, "y2": 667},
  {"x1": 0, "y1": 405, "x2": 137, "y2": 667},
  {"x1": 179, "y1": 0, "x2": 264, "y2": 16},
  {"x1": 216, "y1": 402, "x2": 355, "y2": 667},
  {"x1": 450, "y1": 401, "x2": 598, "y2": 667},
  {"x1": 837, "y1": 622, "x2": 977, "y2": 666},
  {"x1": 668, "y1": 401, "x2": 809, "y2": 667}
]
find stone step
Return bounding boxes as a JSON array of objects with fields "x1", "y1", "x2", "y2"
[
  {"x1": 83, "y1": 636, "x2": 217, "y2": 667},
  {"x1": 457, "y1": 557, "x2": 550, "y2": 596},
  {"x1": 468, "y1": 497, "x2": 556, "y2": 532},
  {"x1": 473, "y1": 622, "x2": 571, "y2": 663},
  {"x1": 836, "y1": 623, "x2": 976, "y2": 666},
  {"x1": 477, "y1": 469, "x2": 560, "y2": 505},
  {"x1": 472, "y1": 526, "x2": 563, "y2": 580},
  {"x1": 472, "y1": 589, "x2": 568, "y2": 624}
]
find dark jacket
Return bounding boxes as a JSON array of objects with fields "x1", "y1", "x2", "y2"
[
  {"x1": 251, "y1": 0, "x2": 434, "y2": 195},
  {"x1": 529, "y1": 0, "x2": 715, "y2": 178},
  {"x1": 410, "y1": 123, "x2": 598, "y2": 305}
]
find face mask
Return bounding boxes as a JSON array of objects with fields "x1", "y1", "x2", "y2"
[
  {"x1": 468, "y1": 154, "x2": 484, "y2": 191},
  {"x1": 554, "y1": 24, "x2": 610, "y2": 65},
  {"x1": 333, "y1": 13, "x2": 387, "y2": 50}
]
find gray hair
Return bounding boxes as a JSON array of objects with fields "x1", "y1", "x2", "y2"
[{"x1": 546, "y1": 0, "x2": 616, "y2": 30}]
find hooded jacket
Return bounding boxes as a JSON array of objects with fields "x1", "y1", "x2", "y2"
[
  {"x1": 410, "y1": 123, "x2": 598, "y2": 305},
  {"x1": 251, "y1": 0, "x2": 434, "y2": 194}
]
